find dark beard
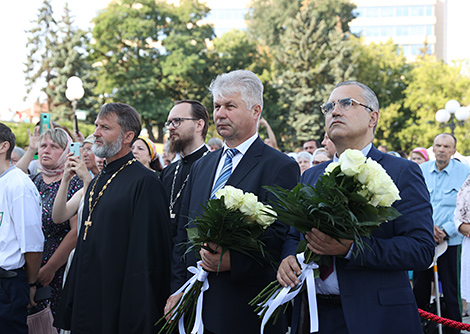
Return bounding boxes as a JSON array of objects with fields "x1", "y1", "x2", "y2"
[{"x1": 169, "y1": 134, "x2": 193, "y2": 154}]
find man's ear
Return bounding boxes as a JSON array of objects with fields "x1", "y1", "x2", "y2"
[
  {"x1": 252, "y1": 104, "x2": 262, "y2": 120},
  {"x1": 0, "y1": 141, "x2": 10, "y2": 155},
  {"x1": 369, "y1": 110, "x2": 379, "y2": 129},
  {"x1": 123, "y1": 131, "x2": 136, "y2": 146},
  {"x1": 195, "y1": 118, "x2": 204, "y2": 133}
]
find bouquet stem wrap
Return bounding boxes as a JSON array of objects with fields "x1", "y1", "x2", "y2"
[
  {"x1": 258, "y1": 252, "x2": 319, "y2": 334},
  {"x1": 171, "y1": 261, "x2": 209, "y2": 334}
]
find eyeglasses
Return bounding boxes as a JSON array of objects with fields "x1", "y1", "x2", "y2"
[
  {"x1": 164, "y1": 117, "x2": 198, "y2": 128},
  {"x1": 320, "y1": 97, "x2": 374, "y2": 115}
]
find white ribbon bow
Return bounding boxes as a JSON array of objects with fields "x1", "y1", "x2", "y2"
[
  {"x1": 170, "y1": 261, "x2": 210, "y2": 334},
  {"x1": 258, "y1": 252, "x2": 319, "y2": 334}
]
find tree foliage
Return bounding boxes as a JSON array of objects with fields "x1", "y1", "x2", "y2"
[
  {"x1": 400, "y1": 57, "x2": 470, "y2": 154},
  {"x1": 89, "y1": 0, "x2": 214, "y2": 142},
  {"x1": 24, "y1": 0, "x2": 58, "y2": 110},
  {"x1": 274, "y1": 0, "x2": 357, "y2": 148},
  {"x1": 352, "y1": 39, "x2": 412, "y2": 151}
]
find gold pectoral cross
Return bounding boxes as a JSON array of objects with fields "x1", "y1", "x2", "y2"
[{"x1": 83, "y1": 221, "x2": 92, "y2": 240}]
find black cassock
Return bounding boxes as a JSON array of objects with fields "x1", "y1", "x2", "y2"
[
  {"x1": 160, "y1": 144, "x2": 208, "y2": 239},
  {"x1": 55, "y1": 152, "x2": 172, "y2": 334}
]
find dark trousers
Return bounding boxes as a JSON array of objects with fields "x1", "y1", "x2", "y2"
[
  {"x1": 414, "y1": 245, "x2": 461, "y2": 334},
  {"x1": 298, "y1": 292, "x2": 348, "y2": 334},
  {"x1": 0, "y1": 268, "x2": 29, "y2": 334}
]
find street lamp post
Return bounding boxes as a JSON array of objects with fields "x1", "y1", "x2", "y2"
[
  {"x1": 435, "y1": 99, "x2": 470, "y2": 135},
  {"x1": 65, "y1": 76, "x2": 85, "y2": 116}
]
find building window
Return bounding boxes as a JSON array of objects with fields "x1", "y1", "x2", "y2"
[
  {"x1": 396, "y1": 26, "x2": 409, "y2": 36},
  {"x1": 411, "y1": 6, "x2": 425, "y2": 16},
  {"x1": 353, "y1": 7, "x2": 364, "y2": 18},
  {"x1": 411, "y1": 25, "x2": 425, "y2": 36},
  {"x1": 425, "y1": 5, "x2": 433, "y2": 16},
  {"x1": 426, "y1": 25, "x2": 433, "y2": 36},
  {"x1": 350, "y1": 26, "x2": 364, "y2": 35},
  {"x1": 365, "y1": 7, "x2": 380, "y2": 17},
  {"x1": 396, "y1": 6, "x2": 409, "y2": 17},
  {"x1": 365, "y1": 26, "x2": 380, "y2": 37},
  {"x1": 381, "y1": 7, "x2": 394, "y2": 17},
  {"x1": 381, "y1": 26, "x2": 394, "y2": 37}
]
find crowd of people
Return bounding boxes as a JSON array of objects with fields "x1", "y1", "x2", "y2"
[{"x1": 1, "y1": 69, "x2": 470, "y2": 334}]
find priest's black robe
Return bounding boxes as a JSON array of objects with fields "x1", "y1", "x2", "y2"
[
  {"x1": 160, "y1": 144, "x2": 208, "y2": 239},
  {"x1": 55, "y1": 152, "x2": 172, "y2": 334}
]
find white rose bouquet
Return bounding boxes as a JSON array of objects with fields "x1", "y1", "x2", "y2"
[
  {"x1": 250, "y1": 149, "x2": 401, "y2": 333},
  {"x1": 157, "y1": 186, "x2": 276, "y2": 334}
]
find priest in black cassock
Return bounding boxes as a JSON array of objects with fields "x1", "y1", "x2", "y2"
[
  {"x1": 160, "y1": 100, "x2": 209, "y2": 239},
  {"x1": 55, "y1": 103, "x2": 172, "y2": 334}
]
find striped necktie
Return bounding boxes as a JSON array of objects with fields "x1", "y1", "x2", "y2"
[{"x1": 210, "y1": 148, "x2": 239, "y2": 199}]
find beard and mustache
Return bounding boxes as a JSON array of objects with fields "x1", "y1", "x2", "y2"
[
  {"x1": 92, "y1": 132, "x2": 124, "y2": 159},
  {"x1": 168, "y1": 131, "x2": 194, "y2": 154}
]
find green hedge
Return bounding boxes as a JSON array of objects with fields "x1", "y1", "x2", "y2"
[{"x1": 2, "y1": 121, "x2": 96, "y2": 149}]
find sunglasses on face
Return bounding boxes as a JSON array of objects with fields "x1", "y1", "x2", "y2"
[{"x1": 320, "y1": 97, "x2": 374, "y2": 115}]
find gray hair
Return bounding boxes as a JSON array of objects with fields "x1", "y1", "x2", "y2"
[
  {"x1": 297, "y1": 151, "x2": 313, "y2": 163},
  {"x1": 13, "y1": 146, "x2": 25, "y2": 158},
  {"x1": 209, "y1": 70, "x2": 264, "y2": 111},
  {"x1": 207, "y1": 137, "x2": 223, "y2": 149},
  {"x1": 336, "y1": 81, "x2": 379, "y2": 113},
  {"x1": 98, "y1": 103, "x2": 141, "y2": 146},
  {"x1": 39, "y1": 128, "x2": 70, "y2": 150}
]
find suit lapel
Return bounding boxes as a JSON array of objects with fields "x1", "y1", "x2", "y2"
[
  {"x1": 200, "y1": 149, "x2": 224, "y2": 200},
  {"x1": 227, "y1": 137, "x2": 263, "y2": 187}
]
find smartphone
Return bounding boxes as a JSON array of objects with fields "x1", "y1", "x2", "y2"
[
  {"x1": 40, "y1": 113, "x2": 51, "y2": 133},
  {"x1": 73, "y1": 114, "x2": 79, "y2": 134},
  {"x1": 70, "y1": 142, "x2": 81, "y2": 157},
  {"x1": 34, "y1": 286, "x2": 51, "y2": 303}
]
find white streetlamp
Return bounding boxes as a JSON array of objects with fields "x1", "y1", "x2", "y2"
[
  {"x1": 66, "y1": 76, "x2": 85, "y2": 134},
  {"x1": 435, "y1": 100, "x2": 469, "y2": 135}
]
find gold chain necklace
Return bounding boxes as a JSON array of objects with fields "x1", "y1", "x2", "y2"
[{"x1": 83, "y1": 158, "x2": 136, "y2": 240}]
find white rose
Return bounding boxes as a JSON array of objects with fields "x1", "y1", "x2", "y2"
[
  {"x1": 239, "y1": 192, "x2": 259, "y2": 216},
  {"x1": 339, "y1": 149, "x2": 366, "y2": 176},
  {"x1": 255, "y1": 204, "x2": 277, "y2": 228},
  {"x1": 325, "y1": 162, "x2": 340, "y2": 175},
  {"x1": 216, "y1": 186, "x2": 244, "y2": 210},
  {"x1": 358, "y1": 158, "x2": 382, "y2": 184}
]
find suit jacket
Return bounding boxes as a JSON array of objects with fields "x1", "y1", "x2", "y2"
[
  {"x1": 171, "y1": 137, "x2": 300, "y2": 334},
  {"x1": 285, "y1": 145, "x2": 434, "y2": 334}
]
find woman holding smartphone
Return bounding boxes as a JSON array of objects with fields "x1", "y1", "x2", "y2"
[{"x1": 26, "y1": 128, "x2": 83, "y2": 325}]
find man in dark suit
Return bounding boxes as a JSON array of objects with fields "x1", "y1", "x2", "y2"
[
  {"x1": 165, "y1": 70, "x2": 300, "y2": 334},
  {"x1": 278, "y1": 81, "x2": 435, "y2": 333}
]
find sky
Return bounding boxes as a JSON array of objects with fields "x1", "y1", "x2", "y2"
[{"x1": 0, "y1": 0, "x2": 111, "y2": 115}]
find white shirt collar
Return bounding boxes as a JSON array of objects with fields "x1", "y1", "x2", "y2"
[
  {"x1": 222, "y1": 132, "x2": 259, "y2": 157},
  {"x1": 333, "y1": 142, "x2": 372, "y2": 162}
]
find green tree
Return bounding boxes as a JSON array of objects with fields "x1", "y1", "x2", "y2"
[
  {"x1": 246, "y1": 0, "x2": 302, "y2": 51},
  {"x1": 400, "y1": 57, "x2": 470, "y2": 154},
  {"x1": 47, "y1": 3, "x2": 96, "y2": 122},
  {"x1": 24, "y1": 0, "x2": 58, "y2": 111},
  {"x1": 352, "y1": 39, "x2": 412, "y2": 151},
  {"x1": 90, "y1": 0, "x2": 214, "y2": 142},
  {"x1": 275, "y1": 0, "x2": 357, "y2": 148}
]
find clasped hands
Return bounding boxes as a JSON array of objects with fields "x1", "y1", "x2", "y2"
[{"x1": 277, "y1": 228, "x2": 353, "y2": 288}]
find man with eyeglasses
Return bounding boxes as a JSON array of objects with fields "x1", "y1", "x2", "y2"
[
  {"x1": 279, "y1": 81, "x2": 434, "y2": 334},
  {"x1": 165, "y1": 70, "x2": 300, "y2": 334},
  {"x1": 160, "y1": 100, "x2": 210, "y2": 239}
]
